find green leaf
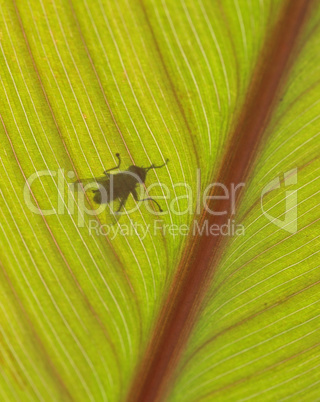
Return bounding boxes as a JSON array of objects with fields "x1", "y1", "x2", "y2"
[{"x1": 0, "y1": 0, "x2": 319, "y2": 401}]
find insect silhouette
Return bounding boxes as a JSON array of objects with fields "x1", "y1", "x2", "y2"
[{"x1": 74, "y1": 153, "x2": 169, "y2": 217}]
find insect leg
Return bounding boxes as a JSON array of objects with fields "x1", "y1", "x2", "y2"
[
  {"x1": 137, "y1": 197, "x2": 163, "y2": 212},
  {"x1": 131, "y1": 188, "x2": 163, "y2": 212},
  {"x1": 104, "y1": 153, "x2": 121, "y2": 175},
  {"x1": 113, "y1": 196, "x2": 128, "y2": 215}
]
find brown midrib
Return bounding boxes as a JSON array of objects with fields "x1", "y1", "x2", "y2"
[{"x1": 128, "y1": 0, "x2": 314, "y2": 401}]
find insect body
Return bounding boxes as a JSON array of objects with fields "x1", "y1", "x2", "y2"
[{"x1": 75, "y1": 153, "x2": 169, "y2": 215}]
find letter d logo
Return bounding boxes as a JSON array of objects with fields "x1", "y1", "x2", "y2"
[{"x1": 261, "y1": 168, "x2": 298, "y2": 234}]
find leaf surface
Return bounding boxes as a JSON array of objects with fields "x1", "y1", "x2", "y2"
[{"x1": 0, "y1": 0, "x2": 319, "y2": 401}]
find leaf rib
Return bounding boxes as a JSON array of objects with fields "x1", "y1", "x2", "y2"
[{"x1": 128, "y1": 1, "x2": 315, "y2": 400}]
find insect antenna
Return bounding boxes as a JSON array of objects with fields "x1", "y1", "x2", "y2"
[
  {"x1": 139, "y1": 198, "x2": 163, "y2": 212},
  {"x1": 146, "y1": 158, "x2": 169, "y2": 172}
]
